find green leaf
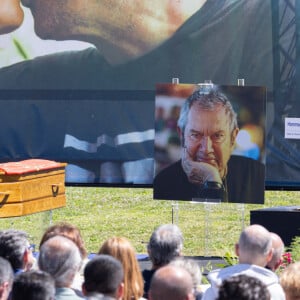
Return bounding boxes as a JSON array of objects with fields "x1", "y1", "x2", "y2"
[{"x1": 13, "y1": 38, "x2": 29, "y2": 60}]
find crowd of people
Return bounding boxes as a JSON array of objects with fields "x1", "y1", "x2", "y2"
[{"x1": 0, "y1": 222, "x2": 298, "y2": 300}]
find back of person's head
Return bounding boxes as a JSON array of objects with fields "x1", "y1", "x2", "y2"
[
  {"x1": 38, "y1": 235, "x2": 82, "y2": 288},
  {"x1": 11, "y1": 270, "x2": 55, "y2": 300},
  {"x1": 0, "y1": 257, "x2": 14, "y2": 300},
  {"x1": 149, "y1": 265, "x2": 194, "y2": 300},
  {"x1": 98, "y1": 236, "x2": 144, "y2": 300},
  {"x1": 217, "y1": 274, "x2": 270, "y2": 300},
  {"x1": 0, "y1": 230, "x2": 30, "y2": 272},
  {"x1": 82, "y1": 254, "x2": 124, "y2": 299},
  {"x1": 280, "y1": 261, "x2": 300, "y2": 300},
  {"x1": 147, "y1": 224, "x2": 183, "y2": 267},
  {"x1": 236, "y1": 225, "x2": 272, "y2": 267},
  {"x1": 170, "y1": 257, "x2": 202, "y2": 298},
  {"x1": 266, "y1": 232, "x2": 284, "y2": 271},
  {"x1": 39, "y1": 222, "x2": 87, "y2": 259}
]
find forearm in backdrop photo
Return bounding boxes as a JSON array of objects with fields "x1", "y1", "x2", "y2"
[{"x1": 0, "y1": 1, "x2": 300, "y2": 245}]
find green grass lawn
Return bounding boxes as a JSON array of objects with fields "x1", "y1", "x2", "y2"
[{"x1": 0, "y1": 187, "x2": 299, "y2": 257}]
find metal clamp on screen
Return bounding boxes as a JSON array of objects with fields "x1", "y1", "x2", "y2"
[
  {"x1": 193, "y1": 181, "x2": 225, "y2": 202},
  {"x1": 203, "y1": 181, "x2": 224, "y2": 190}
]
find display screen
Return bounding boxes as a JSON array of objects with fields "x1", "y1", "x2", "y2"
[{"x1": 0, "y1": 2, "x2": 299, "y2": 189}]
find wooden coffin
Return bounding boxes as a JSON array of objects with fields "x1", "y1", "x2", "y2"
[{"x1": 0, "y1": 159, "x2": 67, "y2": 217}]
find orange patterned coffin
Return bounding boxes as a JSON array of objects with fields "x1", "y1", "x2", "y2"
[{"x1": 0, "y1": 159, "x2": 67, "y2": 217}]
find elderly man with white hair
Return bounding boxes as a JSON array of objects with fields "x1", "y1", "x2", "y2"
[{"x1": 38, "y1": 235, "x2": 83, "y2": 300}]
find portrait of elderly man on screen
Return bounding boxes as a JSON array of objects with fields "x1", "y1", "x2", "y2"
[{"x1": 153, "y1": 84, "x2": 265, "y2": 204}]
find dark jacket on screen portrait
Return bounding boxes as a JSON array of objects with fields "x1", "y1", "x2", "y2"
[{"x1": 153, "y1": 155, "x2": 265, "y2": 204}]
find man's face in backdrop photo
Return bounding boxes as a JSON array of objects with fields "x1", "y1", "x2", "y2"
[{"x1": 180, "y1": 102, "x2": 238, "y2": 182}]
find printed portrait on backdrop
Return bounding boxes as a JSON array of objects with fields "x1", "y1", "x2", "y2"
[{"x1": 153, "y1": 83, "x2": 266, "y2": 204}]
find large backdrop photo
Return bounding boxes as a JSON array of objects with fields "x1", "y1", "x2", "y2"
[{"x1": 0, "y1": 0, "x2": 299, "y2": 190}]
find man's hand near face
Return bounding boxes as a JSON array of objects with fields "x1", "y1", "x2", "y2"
[{"x1": 181, "y1": 147, "x2": 223, "y2": 185}]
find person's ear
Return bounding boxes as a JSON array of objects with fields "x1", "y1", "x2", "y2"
[
  {"x1": 0, "y1": 282, "x2": 6, "y2": 298},
  {"x1": 274, "y1": 259, "x2": 282, "y2": 271},
  {"x1": 23, "y1": 249, "x2": 29, "y2": 267},
  {"x1": 81, "y1": 283, "x2": 87, "y2": 296},
  {"x1": 116, "y1": 282, "x2": 124, "y2": 300},
  {"x1": 230, "y1": 128, "x2": 239, "y2": 147},
  {"x1": 235, "y1": 243, "x2": 239, "y2": 256},
  {"x1": 187, "y1": 293, "x2": 195, "y2": 300},
  {"x1": 177, "y1": 126, "x2": 185, "y2": 147},
  {"x1": 266, "y1": 248, "x2": 274, "y2": 263},
  {"x1": 23, "y1": 248, "x2": 35, "y2": 271}
]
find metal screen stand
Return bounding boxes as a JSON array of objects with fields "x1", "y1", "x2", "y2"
[
  {"x1": 172, "y1": 201, "x2": 179, "y2": 224},
  {"x1": 170, "y1": 201, "x2": 247, "y2": 256}
]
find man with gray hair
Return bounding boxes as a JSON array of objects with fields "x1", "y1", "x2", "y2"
[
  {"x1": 142, "y1": 224, "x2": 183, "y2": 298},
  {"x1": 202, "y1": 224, "x2": 285, "y2": 300},
  {"x1": 0, "y1": 230, "x2": 35, "y2": 274},
  {"x1": 38, "y1": 235, "x2": 83, "y2": 300},
  {"x1": 154, "y1": 86, "x2": 265, "y2": 203},
  {"x1": 0, "y1": 257, "x2": 14, "y2": 300}
]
